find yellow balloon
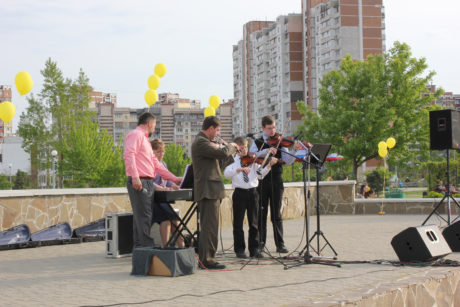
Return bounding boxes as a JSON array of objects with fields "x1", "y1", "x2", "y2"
[
  {"x1": 15, "y1": 71, "x2": 33, "y2": 95},
  {"x1": 147, "y1": 75, "x2": 161, "y2": 90},
  {"x1": 0, "y1": 101, "x2": 16, "y2": 123},
  {"x1": 154, "y1": 63, "x2": 167, "y2": 78},
  {"x1": 386, "y1": 137, "x2": 396, "y2": 149},
  {"x1": 378, "y1": 141, "x2": 387, "y2": 150},
  {"x1": 204, "y1": 106, "x2": 216, "y2": 117},
  {"x1": 209, "y1": 95, "x2": 221, "y2": 110},
  {"x1": 378, "y1": 147, "x2": 388, "y2": 158},
  {"x1": 144, "y1": 89, "x2": 158, "y2": 106}
]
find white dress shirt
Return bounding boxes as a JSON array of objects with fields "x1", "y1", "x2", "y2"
[
  {"x1": 224, "y1": 155, "x2": 271, "y2": 189},
  {"x1": 248, "y1": 134, "x2": 297, "y2": 165}
]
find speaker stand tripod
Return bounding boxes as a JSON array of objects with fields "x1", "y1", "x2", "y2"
[
  {"x1": 423, "y1": 149, "x2": 460, "y2": 226},
  {"x1": 285, "y1": 144, "x2": 340, "y2": 269}
]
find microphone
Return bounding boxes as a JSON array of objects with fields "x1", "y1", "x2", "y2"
[{"x1": 293, "y1": 133, "x2": 301, "y2": 140}]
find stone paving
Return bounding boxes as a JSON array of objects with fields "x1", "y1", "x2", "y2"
[{"x1": 1, "y1": 214, "x2": 459, "y2": 307}]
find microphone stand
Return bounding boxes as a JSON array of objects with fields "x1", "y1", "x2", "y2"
[{"x1": 285, "y1": 142, "x2": 340, "y2": 269}]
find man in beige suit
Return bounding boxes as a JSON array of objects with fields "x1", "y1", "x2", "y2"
[{"x1": 192, "y1": 116, "x2": 239, "y2": 269}]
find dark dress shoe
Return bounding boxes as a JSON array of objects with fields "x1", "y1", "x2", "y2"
[
  {"x1": 236, "y1": 252, "x2": 248, "y2": 259},
  {"x1": 276, "y1": 246, "x2": 289, "y2": 253},
  {"x1": 250, "y1": 251, "x2": 263, "y2": 259},
  {"x1": 201, "y1": 262, "x2": 226, "y2": 270}
]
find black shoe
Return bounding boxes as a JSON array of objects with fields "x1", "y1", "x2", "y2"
[
  {"x1": 235, "y1": 252, "x2": 248, "y2": 259},
  {"x1": 250, "y1": 251, "x2": 264, "y2": 259},
  {"x1": 276, "y1": 246, "x2": 289, "y2": 253},
  {"x1": 200, "y1": 262, "x2": 226, "y2": 270}
]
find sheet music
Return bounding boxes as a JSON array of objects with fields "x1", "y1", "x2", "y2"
[{"x1": 179, "y1": 164, "x2": 193, "y2": 189}]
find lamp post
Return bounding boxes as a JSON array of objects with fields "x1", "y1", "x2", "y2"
[
  {"x1": 51, "y1": 150, "x2": 58, "y2": 189},
  {"x1": 8, "y1": 163, "x2": 12, "y2": 189}
]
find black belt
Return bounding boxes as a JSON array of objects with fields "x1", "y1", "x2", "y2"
[
  {"x1": 235, "y1": 187, "x2": 257, "y2": 192},
  {"x1": 138, "y1": 176, "x2": 154, "y2": 180}
]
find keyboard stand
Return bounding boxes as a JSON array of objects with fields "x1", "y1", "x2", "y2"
[{"x1": 165, "y1": 201, "x2": 199, "y2": 248}]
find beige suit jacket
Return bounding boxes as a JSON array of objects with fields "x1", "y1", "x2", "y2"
[{"x1": 191, "y1": 131, "x2": 235, "y2": 201}]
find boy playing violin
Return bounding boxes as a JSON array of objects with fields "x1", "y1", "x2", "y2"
[
  {"x1": 249, "y1": 115, "x2": 302, "y2": 253},
  {"x1": 224, "y1": 136, "x2": 277, "y2": 259}
]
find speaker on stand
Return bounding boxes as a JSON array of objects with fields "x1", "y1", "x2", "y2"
[{"x1": 423, "y1": 109, "x2": 460, "y2": 226}]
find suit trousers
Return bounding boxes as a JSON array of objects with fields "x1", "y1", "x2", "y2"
[
  {"x1": 258, "y1": 172, "x2": 285, "y2": 248},
  {"x1": 126, "y1": 178, "x2": 155, "y2": 248},
  {"x1": 232, "y1": 188, "x2": 259, "y2": 255},
  {"x1": 198, "y1": 198, "x2": 220, "y2": 265}
]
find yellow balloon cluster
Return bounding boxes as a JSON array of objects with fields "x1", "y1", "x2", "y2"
[
  {"x1": 204, "y1": 106, "x2": 216, "y2": 117},
  {"x1": 15, "y1": 71, "x2": 34, "y2": 95},
  {"x1": 144, "y1": 63, "x2": 167, "y2": 106},
  {"x1": 145, "y1": 90, "x2": 158, "y2": 106},
  {"x1": 377, "y1": 137, "x2": 396, "y2": 158},
  {"x1": 3, "y1": 71, "x2": 33, "y2": 123},
  {"x1": 204, "y1": 95, "x2": 221, "y2": 118},
  {"x1": 0, "y1": 101, "x2": 16, "y2": 123}
]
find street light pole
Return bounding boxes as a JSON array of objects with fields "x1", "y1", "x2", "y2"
[
  {"x1": 51, "y1": 150, "x2": 58, "y2": 189},
  {"x1": 8, "y1": 163, "x2": 12, "y2": 189}
]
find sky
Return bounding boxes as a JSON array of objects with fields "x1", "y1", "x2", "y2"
[{"x1": 1, "y1": 0, "x2": 459, "y2": 132}]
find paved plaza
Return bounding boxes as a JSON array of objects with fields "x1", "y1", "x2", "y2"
[{"x1": 1, "y1": 214, "x2": 460, "y2": 307}]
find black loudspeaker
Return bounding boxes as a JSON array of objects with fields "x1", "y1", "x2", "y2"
[
  {"x1": 442, "y1": 220, "x2": 460, "y2": 252},
  {"x1": 105, "y1": 212, "x2": 133, "y2": 258},
  {"x1": 430, "y1": 109, "x2": 460, "y2": 150},
  {"x1": 391, "y1": 225, "x2": 451, "y2": 262}
]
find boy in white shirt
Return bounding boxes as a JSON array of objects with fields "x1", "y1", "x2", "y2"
[{"x1": 224, "y1": 136, "x2": 277, "y2": 259}]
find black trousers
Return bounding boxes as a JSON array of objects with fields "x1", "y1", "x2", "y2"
[
  {"x1": 232, "y1": 187, "x2": 259, "y2": 255},
  {"x1": 258, "y1": 172, "x2": 285, "y2": 248},
  {"x1": 126, "y1": 177, "x2": 155, "y2": 248}
]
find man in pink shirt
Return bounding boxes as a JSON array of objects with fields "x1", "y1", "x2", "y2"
[{"x1": 123, "y1": 113, "x2": 181, "y2": 248}]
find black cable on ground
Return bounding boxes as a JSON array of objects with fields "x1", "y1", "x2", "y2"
[{"x1": 78, "y1": 268, "x2": 400, "y2": 307}]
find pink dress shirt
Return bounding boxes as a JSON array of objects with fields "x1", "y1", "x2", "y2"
[{"x1": 123, "y1": 127, "x2": 178, "y2": 182}]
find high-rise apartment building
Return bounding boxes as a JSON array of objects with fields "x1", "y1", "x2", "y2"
[
  {"x1": 0, "y1": 85, "x2": 14, "y2": 141},
  {"x1": 302, "y1": 0, "x2": 385, "y2": 110},
  {"x1": 90, "y1": 90, "x2": 117, "y2": 137},
  {"x1": 233, "y1": 15, "x2": 304, "y2": 137}
]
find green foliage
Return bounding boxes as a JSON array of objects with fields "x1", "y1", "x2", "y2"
[
  {"x1": 18, "y1": 58, "x2": 123, "y2": 188},
  {"x1": 13, "y1": 170, "x2": 30, "y2": 190},
  {"x1": 424, "y1": 191, "x2": 445, "y2": 198},
  {"x1": 424, "y1": 158, "x2": 460, "y2": 191},
  {"x1": 163, "y1": 143, "x2": 191, "y2": 177},
  {"x1": 365, "y1": 168, "x2": 393, "y2": 196},
  {"x1": 282, "y1": 164, "x2": 304, "y2": 182},
  {"x1": 58, "y1": 118, "x2": 125, "y2": 187},
  {"x1": 295, "y1": 42, "x2": 443, "y2": 179},
  {"x1": 0, "y1": 175, "x2": 13, "y2": 190}
]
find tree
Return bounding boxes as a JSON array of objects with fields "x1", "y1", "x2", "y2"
[
  {"x1": 0, "y1": 175, "x2": 12, "y2": 190},
  {"x1": 163, "y1": 143, "x2": 191, "y2": 177},
  {"x1": 57, "y1": 117, "x2": 125, "y2": 187},
  {"x1": 17, "y1": 94, "x2": 51, "y2": 187},
  {"x1": 13, "y1": 170, "x2": 30, "y2": 190},
  {"x1": 18, "y1": 58, "x2": 123, "y2": 188},
  {"x1": 296, "y1": 42, "x2": 443, "y2": 179},
  {"x1": 365, "y1": 168, "x2": 392, "y2": 197}
]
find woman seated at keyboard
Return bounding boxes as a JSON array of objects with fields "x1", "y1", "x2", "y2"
[{"x1": 150, "y1": 139, "x2": 185, "y2": 248}]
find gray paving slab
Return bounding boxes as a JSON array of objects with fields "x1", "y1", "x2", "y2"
[{"x1": 0, "y1": 214, "x2": 459, "y2": 307}]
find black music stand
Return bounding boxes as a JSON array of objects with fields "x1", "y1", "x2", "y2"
[
  {"x1": 165, "y1": 165, "x2": 200, "y2": 248},
  {"x1": 286, "y1": 144, "x2": 340, "y2": 269}
]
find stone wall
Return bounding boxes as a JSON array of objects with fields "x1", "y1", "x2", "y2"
[
  {"x1": 311, "y1": 268, "x2": 460, "y2": 307},
  {"x1": 1, "y1": 181, "x2": 459, "y2": 232}
]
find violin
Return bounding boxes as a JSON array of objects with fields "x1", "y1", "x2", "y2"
[
  {"x1": 267, "y1": 133, "x2": 296, "y2": 148},
  {"x1": 240, "y1": 153, "x2": 265, "y2": 167}
]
